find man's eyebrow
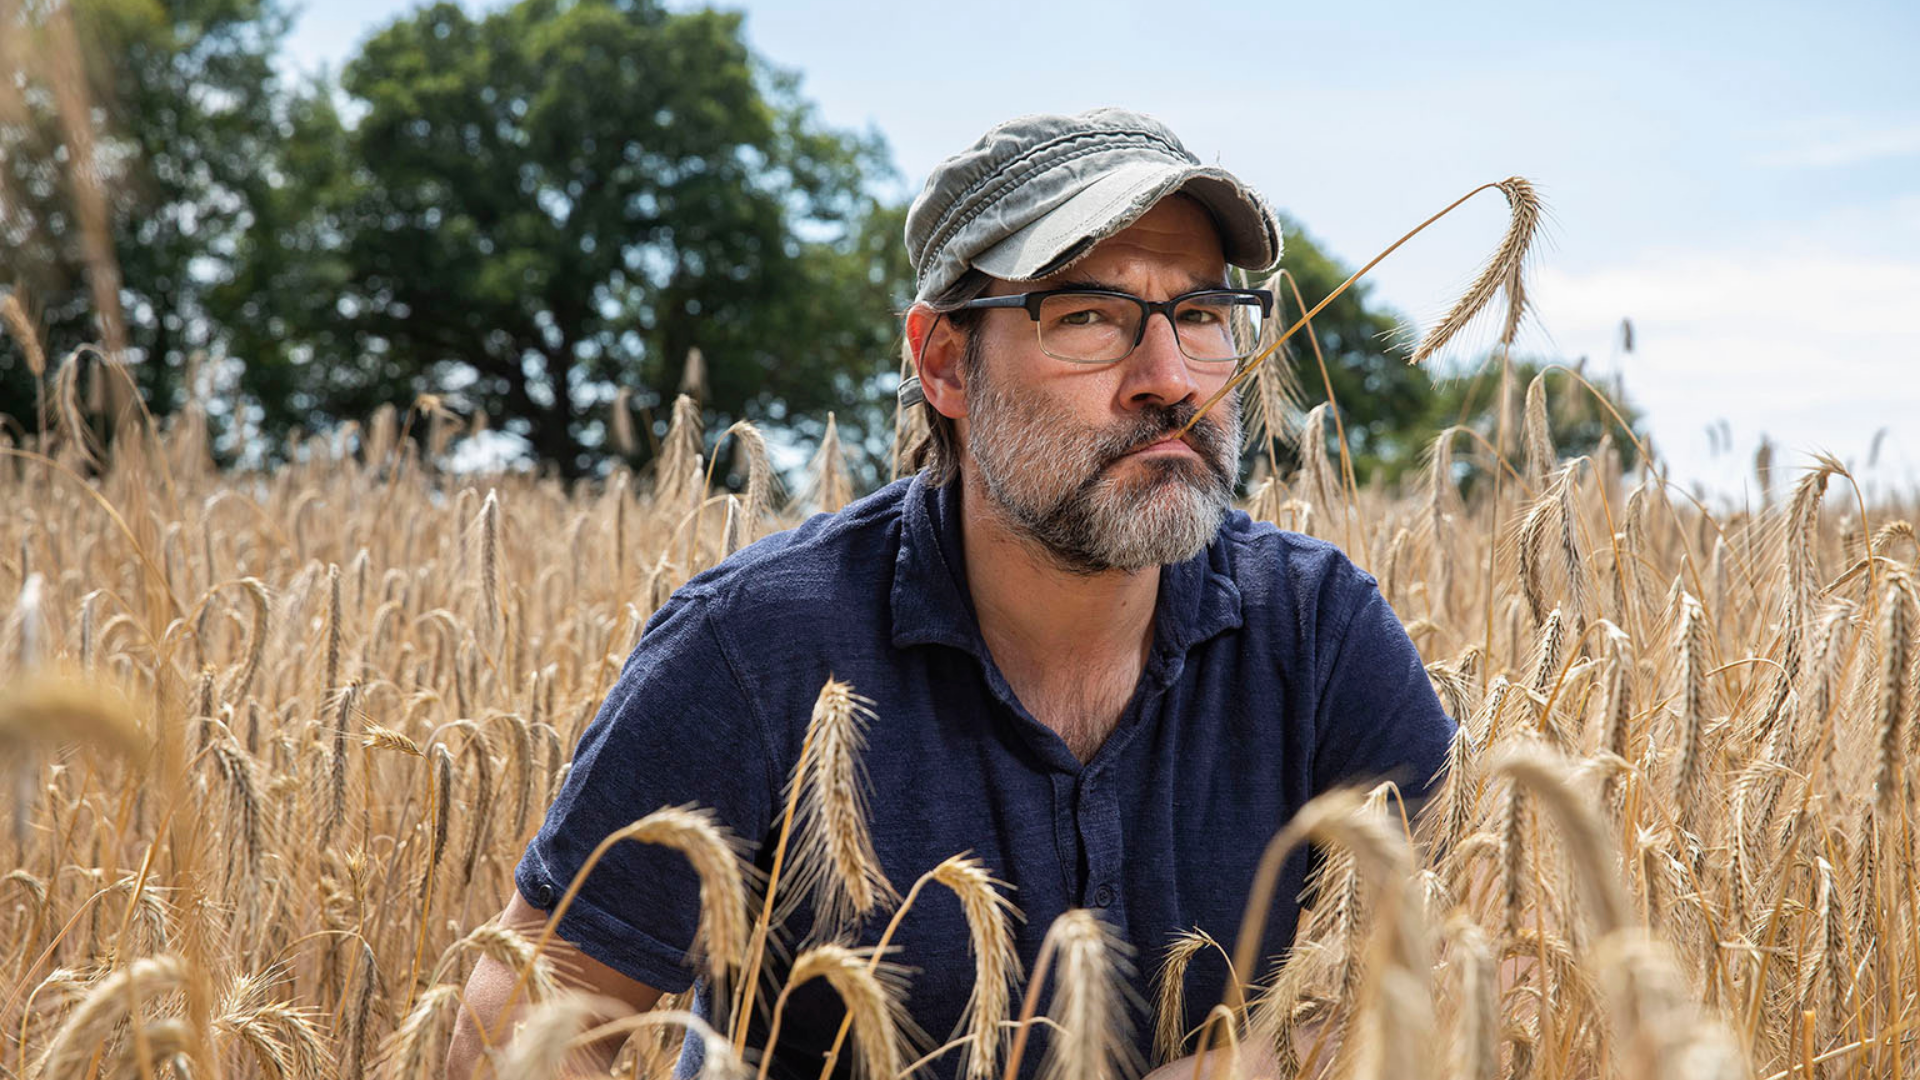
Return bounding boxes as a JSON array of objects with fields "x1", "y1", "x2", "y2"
[{"x1": 1047, "y1": 273, "x2": 1231, "y2": 295}]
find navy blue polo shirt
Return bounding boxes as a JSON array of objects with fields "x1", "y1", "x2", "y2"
[{"x1": 516, "y1": 472, "x2": 1453, "y2": 1077}]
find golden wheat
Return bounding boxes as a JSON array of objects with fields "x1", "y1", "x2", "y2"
[{"x1": 4, "y1": 365, "x2": 1918, "y2": 1080}]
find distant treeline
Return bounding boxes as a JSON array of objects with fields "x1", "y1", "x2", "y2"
[{"x1": 0, "y1": 0, "x2": 1635, "y2": 486}]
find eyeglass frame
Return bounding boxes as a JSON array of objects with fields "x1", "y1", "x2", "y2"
[
  {"x1": 894, "y1": 284, "x2": 1276, "y2": 408},
  {"x1": 953, "y1": 285, "x2": 1275, "y2": 365}
]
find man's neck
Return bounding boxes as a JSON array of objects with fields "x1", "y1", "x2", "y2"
[{"x1": 955, "y1": 471, "x2": 1159, "y2": 675}]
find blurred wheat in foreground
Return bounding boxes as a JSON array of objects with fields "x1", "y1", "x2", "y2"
[{"x1": 3, "y1": 372, "x2": 1918, "y2": 1080}]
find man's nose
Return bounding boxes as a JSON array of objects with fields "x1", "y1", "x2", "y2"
[{"x1": 1119, "y1": 310, "x2": 1200, "y2": 408}]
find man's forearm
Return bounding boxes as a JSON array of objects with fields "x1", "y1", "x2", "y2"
[{"x1": 445, "y1": 955, "x2": 622, "y2": 1080}]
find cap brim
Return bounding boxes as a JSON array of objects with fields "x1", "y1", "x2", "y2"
[{"x1": 970, "y1": 160, "x2": 1280, "y2": 284}]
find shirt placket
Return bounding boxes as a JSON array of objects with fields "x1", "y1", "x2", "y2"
[{"x1": 1075, "y1": 764, "x2": 1125, "y2": 926}]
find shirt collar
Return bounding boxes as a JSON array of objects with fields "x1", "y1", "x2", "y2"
[
  {"x1": 889, "y1": 473, "x2": 984, "y2": 655},
  {"x1": 889, "y1": 473, "x2": 1245, "y2": 676}
]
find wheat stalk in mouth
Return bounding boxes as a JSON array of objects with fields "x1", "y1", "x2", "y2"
[
  {"x1": 1412, "y1": 178, "x2": 1541, "y2": 365},
  {"x1": 1178, "y1": 176, "x2": 1543, "y2": 438}
]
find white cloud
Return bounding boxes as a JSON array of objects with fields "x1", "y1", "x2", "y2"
[{"x1": 1529, "y1": 247, "x2": 1920, "y2": 501}]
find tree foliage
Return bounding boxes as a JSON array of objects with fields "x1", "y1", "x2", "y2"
[
  {"x1": 1, "y1": 0, "x2": 1632, "y2": 489},
  {"x1": 0, "y1": 0, "x2": 289, "y2": 426},
  {"x1": 221, "y1": 0, "x2": 909, "y2": 479}
]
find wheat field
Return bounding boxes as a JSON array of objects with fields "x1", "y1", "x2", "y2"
[{"x1": 2, "y1": 354, "x2": 1918, "y2": 1080}]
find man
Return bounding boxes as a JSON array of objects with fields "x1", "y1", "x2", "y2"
[{"x1": 449, "y1": 108, "x2": 1455, "y2": 1078}]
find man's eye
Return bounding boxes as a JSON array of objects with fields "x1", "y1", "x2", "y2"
[
  {"x1": 1179, "y1": 307, "x2": 1224, "y2": 324},
  {"x1": 1058, "y1": 308, "x2": 1103, "y2": 326}
]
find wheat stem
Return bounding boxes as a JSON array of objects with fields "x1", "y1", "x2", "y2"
[{"x1": 1178, "y1": 178, "x2": 1537, "y2": 438}]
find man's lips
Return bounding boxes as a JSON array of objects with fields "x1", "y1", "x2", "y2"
[{"x1": 1126, "y1": 434, "x2": 1199, "y2": 458}]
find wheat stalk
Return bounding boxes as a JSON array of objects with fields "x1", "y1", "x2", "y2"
[
  {"x1": 1177, "y1": 177, "x2": 1544, "y2": 437},
  {"x1": 491, "y1": 991, "x2": 605, "y2": 1079},
  {"x1": 380, "y1": 983, "x2": 460, "y2": 1080},
  {"x1": 1445, "y1": 919, "x2": 1498, "y2": 1080},
  {"x1": 1673, "y1": 592, "x2": 1709, "y2": 821},
  {"x1": 1411, "y1": 178, "x2": 1541, "y2": 364},
  {"x1": 758, "y1": 943, "x2": 909, "y2": 1080},
  {"x1": 216, "y1": 970, "x2": 328, "y2": 1080},
  {"x1": 623, "y1": 805, "x2": 752, "y2": 986},
  {"x1": 1024, "y1": 909, "x2": 1137, "y2": 1080},
  {"x1": 35, "y1": 953, "x2": 193, "y2": 1079},
  {"x1": 781, "y1": 678, "x2": 898, "y2": 938},
  {"x1": 934, "y1": 856, "x2": 1021, "y2": 1080},
  {"x1": 1872, "y1": 581, "x2": 1912, "y2": 812},
  {"x1": 0, "y1": 290, "x2": 46, "y2": 380},
  {"x1": 724, "y1": 421, "x2": 773, "y2": 540},
  {"x1": 498, "y1": 804, "x2": 751, "y2": 1056},
  {"x1": 803, "y1": 413, "x2": 855, "y2": 514},
  {"x1": 479, "y1": 489, "x2": 502, "y2": 647},
  {"x1": 1151, "y1": 928, "x2": 1215, "y2": 1065}
]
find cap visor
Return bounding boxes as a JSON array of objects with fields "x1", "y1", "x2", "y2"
[{"x1": 971, "y1": 161, "x2": 1278, "y2": 283}]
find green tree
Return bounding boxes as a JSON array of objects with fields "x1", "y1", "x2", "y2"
[
  {"x1": 0, "y1": 0, "x2": 290, "y2": 431},
  {"x1": 224, "y1": 0, "x2": 910, "y2": 480}
]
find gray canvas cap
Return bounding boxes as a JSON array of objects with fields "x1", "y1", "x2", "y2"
[{"x1": 905, "y1": 107, "x2": 1283, "y2": 305}]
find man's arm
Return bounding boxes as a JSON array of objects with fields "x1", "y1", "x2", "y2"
[
  {"x1": 1310, "y1": 572, "x2": 1456, "y2": 812},
  {"x1": 455, "y1": 590, "x2": 775, "y2": 1075},
  {"x1": 445, "y1": 890, "x2": 665, "y2": 1080}
]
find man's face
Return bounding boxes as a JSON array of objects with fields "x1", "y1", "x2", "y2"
[{"x1": 959, "y1": 195, "x2": 1243, "y2": 574}]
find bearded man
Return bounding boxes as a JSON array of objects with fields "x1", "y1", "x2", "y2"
[{"x1": 449, "y1": 108, "x2": 1456, "y2": 1079}]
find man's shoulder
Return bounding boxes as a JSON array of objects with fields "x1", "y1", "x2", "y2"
[
  {"x1": 1201, "y1": 510, "x2": 1392, "y2": 672},
  {"x1": 664, "y1": 475, "x2": 916, "y2": 630},
  {"x1": 1213, "y1": 509, "x2": 1379, "y2": 614}
]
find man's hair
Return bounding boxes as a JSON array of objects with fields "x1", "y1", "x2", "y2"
[{"x1": 906, "y1": 269, "x2": 992, "y2": 486}]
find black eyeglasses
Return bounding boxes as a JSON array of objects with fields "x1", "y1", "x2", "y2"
[{"x1": 957, "y1": 286, "x2": 1274, "y2": 365}]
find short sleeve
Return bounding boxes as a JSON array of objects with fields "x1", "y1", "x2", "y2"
[
  {"x1": 1310, "y1": 575, "x2": 1456, "y2": 813},
  {"x1": 514, "y1": 590, "x2": 774, "y2": 994}
]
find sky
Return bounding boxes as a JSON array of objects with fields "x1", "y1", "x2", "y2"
[{"x1": 282, "y1": 0, "x2": 1920, "y2": 502}]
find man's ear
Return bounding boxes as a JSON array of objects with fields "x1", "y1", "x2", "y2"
[{"x1": 905, "y1": 302, "x2": 969, "y2": 421}]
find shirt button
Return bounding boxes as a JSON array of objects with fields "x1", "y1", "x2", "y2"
[
  {"x1": 532, "y1": 881, "x2": 557, "y2": 907},
  {"x1": 1093, "y1": 884, "x2": 1114, "y2": 908}
]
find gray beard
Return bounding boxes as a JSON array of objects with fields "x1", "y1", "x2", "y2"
[{"x1": 966, "y1": 376, "x2": 1241, "y2": 575}]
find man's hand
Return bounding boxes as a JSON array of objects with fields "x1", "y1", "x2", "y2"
[
  {"x1": 445, "y1": 890, "x2": 665, "y2": 1079},
  {"x1": 1142, "y1": 1037, "x2": 1282, "y2": 1080}
]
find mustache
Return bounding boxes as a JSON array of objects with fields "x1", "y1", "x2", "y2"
[{"x1": 1092, "y1": 401, "x2": 1234, "y2": 471}]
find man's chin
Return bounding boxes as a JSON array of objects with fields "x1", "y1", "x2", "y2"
[{"x1": 1091, "y1": 476, "x2": 1229, "y2": 565}]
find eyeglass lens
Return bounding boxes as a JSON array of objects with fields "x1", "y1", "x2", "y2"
[{"x1": 1035, "y1": 292, "x2": 1264, "y2": 363}]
